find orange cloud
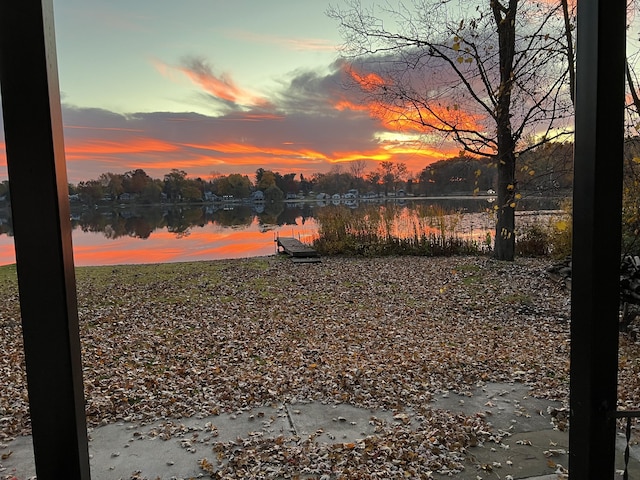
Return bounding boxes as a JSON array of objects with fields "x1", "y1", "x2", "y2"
[
  {"x1": 180, "y1": 141, "x2": 447, "y2": 172},
  {"x1": 170, "y1": 142, "x2": 344, "y2": 169},
  {"x1": 180, "y1": 142, "x2": 278, "y2": 155},
  {"x1": 349, "y1": 69, "x2": 388, "y2": 92},
  {"x1": 344, "y1": 63, "x2": 485, "y2": 134},
  {"x1": 334, "y1": 100, "x2": 370, "y2": 112},
  {"x1": 65, "y1": 137, "x2": 179, "y2": 158},
  {"x1": 125, "y1": 154, "x2": 329, "y2": 181},
  {"x1": 331, "y1": 150, "x2": 391, "y2": 163},
  {"x1": 60, "y1": 128, "x2": 450, "y2": 180},
  {"x1": 380, "y1": 103, "x2": 484, "y2": 134}
]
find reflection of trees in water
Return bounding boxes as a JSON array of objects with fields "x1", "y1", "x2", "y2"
[
  {"x1": 75, "y1": 207, "x2": 168, "y2": 239},
  {"x1": 165, "y1": 207, "x2": 206, "y2": 237},
  {"x1": 124, "y1": 216, "x2": 154, "y2": 239},
  {"x1": 257, "y1": 202, "x2": 285, "y2": 227},
  {"x1": 70, "y1": 205, "x2": 265, "y2": 239},
  {"x1": 77, "y1": 210, "x2": 113, "y2": 234},
  {"x1": 0, "y1": 209, "x2": 13, "y2": 237},
  {"x1": 210, "y1": 206, "x2": 253, "y2": 227},
  {"x1": 276, "y1": 205, "x2": 303, "y2": 226}
]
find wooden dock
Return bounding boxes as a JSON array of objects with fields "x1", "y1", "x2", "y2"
[{"x1": 276, "y1": 237, "x2": 320, "y2": 263}]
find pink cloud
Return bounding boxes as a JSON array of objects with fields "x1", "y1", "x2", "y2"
[
  {"x1": 226, "y1": 29, "x2": 337, "y2": 52},
  {"x1": 154, "y1": 57, "x2": 271, "y2": 108}
]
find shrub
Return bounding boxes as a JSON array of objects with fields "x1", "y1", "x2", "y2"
[
  {"x1": 548, "y1": 216, "x2": 572, "y2": 259},
  {"x1": 516, "y1": 223, "x2": 550, "y2": 257}
]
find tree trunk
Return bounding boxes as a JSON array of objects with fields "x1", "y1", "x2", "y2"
[
  {"x1": 492, "y1": 0, "x2": 518, "y2": 261},
  {"x1": 495, "y1": 150, "x2": 516, "y2": 260}
]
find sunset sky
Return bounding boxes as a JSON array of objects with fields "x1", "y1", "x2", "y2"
[{"x1": 0, "y1": 0, "x2": 457, "y2": 184}]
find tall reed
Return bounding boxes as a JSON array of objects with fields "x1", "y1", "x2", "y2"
[{"x1": 313, "y1": 204, "x2": 482, "y2": 256}]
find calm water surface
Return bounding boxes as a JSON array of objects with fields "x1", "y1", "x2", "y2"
[
  {"x1": 0, "y1": 217, "x2": 318, "y2": 267},
  {"x1": 0, "y1": 197, "x2": 562, "y2": 266}
]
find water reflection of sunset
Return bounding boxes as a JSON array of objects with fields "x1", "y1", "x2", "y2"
[{"x1": 0, "y1": 218, "x2": 317, "y2": 267}]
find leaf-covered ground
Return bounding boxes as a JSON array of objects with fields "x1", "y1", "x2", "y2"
[{"x1": 1, "y1": 255, "x2": 639, "y2": 477}]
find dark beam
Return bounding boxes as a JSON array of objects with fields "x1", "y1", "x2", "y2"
[
  {"x1": 570, "y1": 0, "x2": 626, "y2": 477},
  {"x1": 0, "y1": 1, "x2": 91, "y2": 479}
]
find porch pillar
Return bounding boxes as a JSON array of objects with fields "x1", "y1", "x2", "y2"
[
  {"x1": 569, "y1": 0, "x2": 626, "y2": 477},
  {"x1": 0, "y1": 1, "x2": 91, "y2": 478}
]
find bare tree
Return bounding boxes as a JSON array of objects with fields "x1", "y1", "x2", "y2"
[
  {"x1": 348, "y1": 158, "x2": 368, "y2": 181},
  {"x1": 328, "y1": 0, "x2": 574, "y2": 260}
]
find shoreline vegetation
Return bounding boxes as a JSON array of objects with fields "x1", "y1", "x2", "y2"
[
  {"x1": 311, "y1": 203, "x2": 572, "y2": 259},
  {"x1": 2, "y1": 253, "x2": 640, "y2": 476}
]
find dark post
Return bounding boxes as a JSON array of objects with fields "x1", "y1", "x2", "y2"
[
  {"x1": 570, "y1": 0, "x2": 626, "y2": 477},
  {"x1": 0, "y1": 1, "x2": 91, "y2": 479}
]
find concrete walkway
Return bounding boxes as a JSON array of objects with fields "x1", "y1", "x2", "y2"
[{"x1": 1, "y1": 382, "x2": 638, "y2": 479}]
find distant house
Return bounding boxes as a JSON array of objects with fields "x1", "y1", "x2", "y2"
[
  {"x1": 331, "y1": 193, "x2": 341, "y2": 200},
  {"x1": 251, "y1": 190, "x2": 265, "y2": 202},
  {"x1": 204, "y1": 191, "x2": 220, "y2": 202},
  {"x1": 316, "y1": 193, "x2": 329, "y2": 200},
  {"x1": 286, "y1": 192, "x2": 297, "y2": 200},
  {"x1": 119, "y1": 193, "x2": 133, "y2": 202},
  {"x1": 347, "y1": 189, "x2": 359, "y2": 197},
  {"x1": 396, "y1": 189, "x2": 406, "y2": 197}
]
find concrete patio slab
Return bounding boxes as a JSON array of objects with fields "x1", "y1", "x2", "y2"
[{"x1": 1, "y1": 382, "x2": 639, "y2": 479}]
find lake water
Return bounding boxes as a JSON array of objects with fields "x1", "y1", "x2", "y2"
[{"x1": 0, "y1": 197, "x2": 564, "y2": 266}]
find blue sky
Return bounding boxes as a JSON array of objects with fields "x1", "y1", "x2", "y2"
[{"x1": 53, "y1": 1, "x2": 344, "y2": 116}]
